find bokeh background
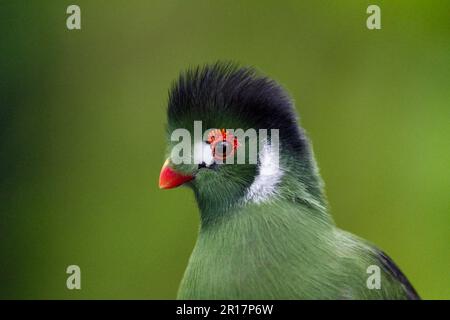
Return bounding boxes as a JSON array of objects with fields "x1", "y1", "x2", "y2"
[{"x1": 0, "y1": 0, "x2": 449, "y2": 299}]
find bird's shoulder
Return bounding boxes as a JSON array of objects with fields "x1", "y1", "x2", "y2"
[{"x1": 333, "y1": 229, "x2": 420, "y2": 299}]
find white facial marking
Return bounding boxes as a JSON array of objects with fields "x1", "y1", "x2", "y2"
[
  {"x1": 245, "y1": 142, "x2": 283, "y2": 203},
  {"x1": 193, "y1": 141, "x2": 214, "y2": 166}
]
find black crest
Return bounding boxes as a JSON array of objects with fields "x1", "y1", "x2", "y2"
[{"x1": 167, "y1": 62, "x2": 307, "y2": 154}]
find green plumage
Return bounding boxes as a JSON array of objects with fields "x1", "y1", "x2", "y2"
[
  {"x1": 164, "y1": 63, "x2": 419, "y2": 300},
  {"x1": 178, "y1": 196, "x2": 412, "y2": 299}
]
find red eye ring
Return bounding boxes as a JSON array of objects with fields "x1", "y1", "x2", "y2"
[{"x1": 207, "y1": 129, "x2": 239, "y2": 160}]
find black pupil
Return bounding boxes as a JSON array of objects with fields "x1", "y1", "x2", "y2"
[{"x1": 215, "y1": 141, "x2": 231, "y2": 157}]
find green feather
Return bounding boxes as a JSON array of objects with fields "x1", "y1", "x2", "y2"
[
  {"x1": 177, "y1": 146, "x2": 413, "y2": 299},
  {"x1": 164, "y1": 63, "x2": 418, "y2": 299}
]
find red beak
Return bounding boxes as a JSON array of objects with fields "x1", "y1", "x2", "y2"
[{"x1": 159, "y1": 159, "x2": 194, "y2": 189}]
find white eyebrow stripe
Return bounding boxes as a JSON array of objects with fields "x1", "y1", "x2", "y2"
[{"x1": 245, "y1": 142, "x2": 283, "y2": 203}]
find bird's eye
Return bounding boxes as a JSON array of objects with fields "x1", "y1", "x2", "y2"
[
  {"x1": 207, "y1": 129, "x2": 238, "y2": 161},
  {"x1": 213, "y1": 141, "x2": 233, "y2": 159}
]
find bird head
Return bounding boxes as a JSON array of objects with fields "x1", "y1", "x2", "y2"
[{"x1": 159, "y1": 62, "x2": 325, "y2": 222}]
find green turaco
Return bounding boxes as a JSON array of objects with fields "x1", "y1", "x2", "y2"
[{"x1": 159, "y1": 62, "x2": 419, "y2": 300}]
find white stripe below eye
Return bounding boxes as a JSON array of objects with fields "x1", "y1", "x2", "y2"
[{"x1": 245, "y1": 142, "x2": 283, "y2": 203}]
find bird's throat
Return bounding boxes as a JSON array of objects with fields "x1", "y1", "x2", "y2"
[{"x1": 178, "y1": 198, "x2": 334, "y2": 299}]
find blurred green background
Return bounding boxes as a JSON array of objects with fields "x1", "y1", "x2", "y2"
[{"x1": 0, "y1": 0, "x2": 449, "y2": 299}]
